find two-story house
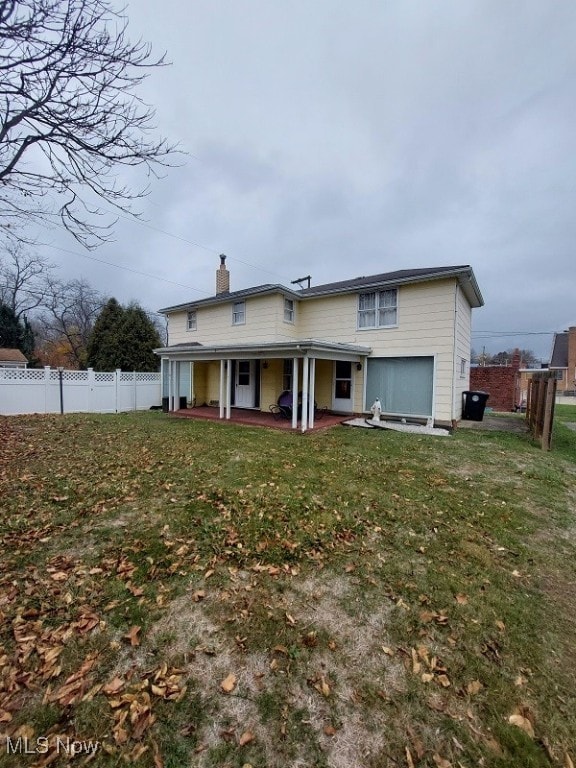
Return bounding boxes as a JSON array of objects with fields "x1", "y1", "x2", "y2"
[{"x1": 155, "y1": 256, "x2": 483, "y2": 430}]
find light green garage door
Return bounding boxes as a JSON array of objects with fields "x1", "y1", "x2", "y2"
[{"x1": 366, "y1": 357, "x2": 434, "y2": 417}]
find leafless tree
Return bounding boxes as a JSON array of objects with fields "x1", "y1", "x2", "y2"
[
  {"x1": 0, "y1": 0, "x2": 177, "y2": 247},
  {"x1": 0, "y1": 242, "x2": 56, "y2": 318},
  {"x1": 35, "y1": 277, "x2": 105, "y2": 367}
]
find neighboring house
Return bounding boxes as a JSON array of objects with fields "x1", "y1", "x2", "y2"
[
  {"x1": 547, "y1": 327, "x2": 576, "y2": 395},
  {"x1": 155, "y1": 256, "x2": 484, "y2": 430},
  {"x1": 0, "y1": 348, "x2": 28, "y2": 368}
]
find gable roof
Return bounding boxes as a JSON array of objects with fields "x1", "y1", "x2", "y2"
[
  {"x1": 158, "y1": 265, "x2": 483, "y2": 314},
  {"x1": 550, "y1": 332, "x2": 568, "y2": 368},
  {"x1": 0, "y1": 347, "x2": 28, "y2": 363}
]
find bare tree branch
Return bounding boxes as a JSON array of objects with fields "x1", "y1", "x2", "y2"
[
  {"x1": 0, "y1": 242, "x2": 57, "y2": 318},
  {"x1": 0, "y1": 0, "x2": 179, "y2": 247}
]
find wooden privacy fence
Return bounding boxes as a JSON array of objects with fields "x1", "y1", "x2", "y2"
[{"x1": 526, "y1": 372, "x2": 557, "y2": 450}]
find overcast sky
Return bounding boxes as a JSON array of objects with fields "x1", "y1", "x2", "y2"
[{"x1": 33, "y1": 0, "x2": 576, "y2": 360}]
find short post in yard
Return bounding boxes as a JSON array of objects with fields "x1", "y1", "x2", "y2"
[{"x1": 57, "y1": 367, "x2": 64, "y2": 415}]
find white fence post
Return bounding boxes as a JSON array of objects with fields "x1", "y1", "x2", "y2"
[
  {"x1": 115, "y1": 369, "x2": 121, "y2": 413},
  {"x1": 87, "y1": 368, "x2": 95, "y2": 412},
  {"x1": 44, "y1": 366, "x2": 51, "y2": 413}
]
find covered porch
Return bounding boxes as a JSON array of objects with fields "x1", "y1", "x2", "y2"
[{"x1": 156, "y1": 339, "x2": 371, "y2": 433}]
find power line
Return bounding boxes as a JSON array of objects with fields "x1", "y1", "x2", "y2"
[
  {"x1": 35, "y1": 241, "x2": 210, "y2": 296},
  {"x1": 113, "y1": 211, "x2": 292, "y2": 283}
]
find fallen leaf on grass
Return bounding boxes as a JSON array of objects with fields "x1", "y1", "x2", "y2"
[
  {"x1": 508, "y1": 713, "x2": 534, "y2": 738},
  {"x1": 239, "y1": 731, "x2": 255, "y2": 746},
  {"x1": 102, "y1": 677, "x2": 125, "y2": 696},
  {"x1": 406, "y1": 747, "x2": 415, "y2": 768},
  {"x1": 324, "y1": 725, "x2": 337, "y2": 736},
  {"x1": 565, "y1": 753, "x2": 574, "y2": 768},
  {"x1": 433, "y1": 755, "x2": 453, "y2": 768},
  {"x1": 220, "y1": 674, "x2": 237, "y2": 693},
  {"x1": 124, "y1": 626, "x2": 141, "y2": 646},
  {"x1": 466, "y1": 680, "x2": 483, "y2": 695},
  {"x1": 455, "y1": 594, "x2": 468, "y2": 605}
]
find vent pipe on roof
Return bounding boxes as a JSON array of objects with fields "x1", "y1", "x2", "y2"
[{"x1": 216, "y1": 254, "x2": 230, "y2": 294}]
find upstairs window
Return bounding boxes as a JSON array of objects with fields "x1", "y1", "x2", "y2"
[
  {"x1": 284, "y1": 298, "x2": 295, "y2": 323},
  {"x1": 358, "y1": 289, "x2": 397, "y2": 328},
  {"x1": 232, "y1": 301, "x2": 246, "y2": 325},
  {"x1": 186, "y1": 310, "x2": 197, "y2": 331}
]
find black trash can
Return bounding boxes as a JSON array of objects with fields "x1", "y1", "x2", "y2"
[
  {"x1": 162, "y1": 397, "x2": 169, "y2": 413},
  {"x1": 462, "y1": 391, "x2": 489, "y2": 421},
  {"x1": 179, "y1": 396, "x2": 187, "y2": 409}
]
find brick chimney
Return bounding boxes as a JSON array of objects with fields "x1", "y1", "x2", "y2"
[
  {"x1": 568, "y1": 326, "x2": 576, "y2": 389},
  {"x1": 216, "y1": 254, "x2": 230, "y2": 295}
]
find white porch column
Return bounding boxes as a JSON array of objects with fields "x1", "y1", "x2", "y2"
[
  {"x1": 292, "y1": 357, "x2": 299, "y2": 429},
  {"x1": 225, "y1": 359, "x2": 232, "y2": 419},
  {"x1": 219, "y1": 360, "x2": 225, "y2": 418},
  {"x1": 301, "y1": 356, "x2": 309, "y2": 433},
  {"x1": 308, "y1": 357, "x2": 316, "y2": 430}
]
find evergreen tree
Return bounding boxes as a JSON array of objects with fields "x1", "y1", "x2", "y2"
[
  {"x1": 0, "y1": 301, "x2": 35, "y2": 356},
  {"x1": 86, "y1": 298, "x2": 160, "y2": 371},
  {"x1": 86, "y1": 298, "x2": 125, "y2": 370},
  {"x1": 118, "y1": 304, "x2": 161, "y2": 371}
]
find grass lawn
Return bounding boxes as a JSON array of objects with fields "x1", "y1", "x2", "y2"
[{"x1": 1, "y1": 408, "x2": 575, "y2": 767}]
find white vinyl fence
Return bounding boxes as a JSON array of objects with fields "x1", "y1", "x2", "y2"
[{"x1": 0, "y1": 367, "x2": 161, "y2": 416}]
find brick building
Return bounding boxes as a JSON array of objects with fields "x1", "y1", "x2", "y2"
[{"x1": 469, "y1": 349, "x2": 521, "y2": 412}]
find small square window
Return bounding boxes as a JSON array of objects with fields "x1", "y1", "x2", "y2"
[
  {"x1": 232, "y1": 301, "x2": 245, "y2": 325},
  {"x1": 284, "y1": 298, "x2": 294, "y2": 323},
  {"x1": 460, "y1": 358, "x2": 466, "y2": 378},
  {"x1": 187, "y1": 310, "x2": 197, "y2": 331}
]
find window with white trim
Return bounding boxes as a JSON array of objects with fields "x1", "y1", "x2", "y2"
[
  {"x1": 232, "y1": 301, "x2": 246, "y2": 325},
  {"x1": 460, "y1": 358, "x2": 467, "y2": 378},
  {"x1": 284, "y1": 298, "x2": 295, "y2": 323},
  {"x1": 358, "y1": 289, "x2": 397, "y2": 328},
  {"x1": 186, "y1": 310, "x2": 197, "y2": 331}
]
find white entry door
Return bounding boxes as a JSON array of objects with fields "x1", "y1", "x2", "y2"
[
  {"x1": 332, "y1": 360, "x2": 354, "y2": 412},
  {"x1": 235, "y1": 360, "x2": 255, "y2": 407}
]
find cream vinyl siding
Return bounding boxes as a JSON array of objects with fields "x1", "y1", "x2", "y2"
[
  {"x1": 168, "y1": 294, "x2": 301, "y2": 346},
  {"x1": 298, "y1": 279, "x2": 460, "y2": 422},
  {"x1": 452, "y1": 284, "x2": 473, "y2": 420}
]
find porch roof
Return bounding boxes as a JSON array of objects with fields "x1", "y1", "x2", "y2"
[{"x1": 154, "y1": 338, "x2": 372, "y2": 362}]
